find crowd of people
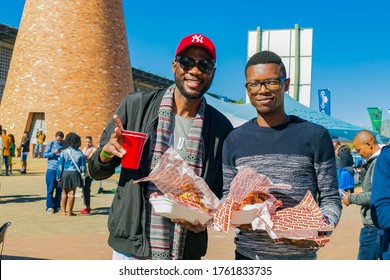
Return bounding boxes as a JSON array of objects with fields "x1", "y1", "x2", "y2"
[
  {"x1": 0, "y1": 125, "x2": 97, "y2": 216},
  {"x1": 0, "y1": 127, "x2": 45, "y2": 175},
  {"x1": 1, "y1": 33, "x2": 389, "y2": 261}
]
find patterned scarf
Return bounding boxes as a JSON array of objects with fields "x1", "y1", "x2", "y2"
[{"x1": 145, "y1": 84, "x2": 205, "y2": 259}]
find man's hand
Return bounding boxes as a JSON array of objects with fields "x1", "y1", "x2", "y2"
[
  {"x1": 171, "y1": 219, "x2": 207, "y2": 233},
  {"x1": 342, "y1": 195, "x2": 350, "y2": 206},
  {"x1": 100, "y1": 115, "x2": 127, "y2": 163}
]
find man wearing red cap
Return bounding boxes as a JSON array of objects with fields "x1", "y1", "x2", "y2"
[{"x1": 89, "y1": 34, "x2": 233, "y2": 260}]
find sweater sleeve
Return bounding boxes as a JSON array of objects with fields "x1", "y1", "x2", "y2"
[
  {"x1": 371, "y1": 146, "x2": 390, "y2": 230},
  {"x1": 221, "y1": 135, "x2": 237, "y2": 202},
  {"x1": 315, "y1": 130, "x2": 342, "y2": 226},
  {"x1": 349, "y1": 191, "x2": 371, "y2": 206}
]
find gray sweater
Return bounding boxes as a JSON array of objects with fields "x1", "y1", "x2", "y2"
[
  {"x1": 222, "y1": 117, "x2": 342, "y2": 260},
  {"x1": 348, "y1": 152, "x2": 380, "y2": 226}
]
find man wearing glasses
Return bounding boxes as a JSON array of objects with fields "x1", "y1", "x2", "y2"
[
  {"x1": 43, "y1": 131, "x2": 64, "y2": 214},
  {"x1": 88, "y1": 34, "x2": 233, "y2": 260},
  {"x1": 222, "y1": 50, "x2": 341, "y2": 260}
]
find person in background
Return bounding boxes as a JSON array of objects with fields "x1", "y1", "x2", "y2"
[
  {"x1": 20, "y1": 131, "x2": 30, "y2": 174},
  {"x1": 371, "y1": 143, "x2": 390, "y2": 260},
  {"x1": 0, "y1": 125, "x2": 3, "y2": 175},
  {"x1": 57, "y1": 132, "x2": 86, "y2": 216},
  {"x1": 342, "y1": 130, "x2": 381, "y2": 259},
  {"x1": 333, "y1": 140, "x2": 355, "y2": 193},
  {"x1": 34, "y1": 129, "x2": 46, "y2": 158},
  {"x1": 43, "y1": 131, "x2": 64, "y2": 214},
  {"x1": 222, "y1": 50, "x2": 341, "y2": 260},
  {"x1": 2, "y1": 129, "x2": 11, "y2": 176},
  {"x1": 8, "y1": 133, "x2": 16, "y2": 174},
  {"x1": 33, "y1": 129, "x2": 39, "y2": 158},
  {"x1": 88, "y1": 33, "x2": 233, "y2": 260},
  {"x1": 80, "y1": 136, "x2": 97, "y2": 215}
]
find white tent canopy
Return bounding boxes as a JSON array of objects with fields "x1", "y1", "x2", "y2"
[{"x1": 205, "y1": 93, "x2": 388, "y2": 143}]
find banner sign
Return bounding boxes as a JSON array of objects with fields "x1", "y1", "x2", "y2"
[
  {"x1": 318, "y1": 89, "x2": 331, "y2": 115},
  {"x1": 367, "y1": 107, "x2": 382, "y2": 133}
]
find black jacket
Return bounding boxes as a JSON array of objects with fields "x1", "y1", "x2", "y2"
[{"x1": 88, "y1": 88, "x2": 233, "y2": 259}]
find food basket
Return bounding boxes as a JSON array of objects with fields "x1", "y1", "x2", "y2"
[{"x1": 150, "y1": 195, "x2": 213, "y2": 225}]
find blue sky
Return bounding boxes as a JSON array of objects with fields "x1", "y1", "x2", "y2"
[{"x1": 1, "y1": 0, "x2": 389, "y2": 129}]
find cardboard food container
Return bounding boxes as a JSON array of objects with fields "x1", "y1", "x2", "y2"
[
  {"x1": 150, "y1": 196, "x2": 213, "y2": 225},
  {"x1": 231, "y1": 205, "x2": 260, "y2": 225}
]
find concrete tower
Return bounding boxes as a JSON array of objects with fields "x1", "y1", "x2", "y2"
[{"x1": 0, "y1": 0, "x2": 133, "y2": 147}]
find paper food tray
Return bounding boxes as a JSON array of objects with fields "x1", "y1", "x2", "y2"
[
  {"x1": 150, "y1": 196, "x2": 213, "y2": 225},
  {"x1": 231, "y1": 205, "x2": 260, "y2": 225}
]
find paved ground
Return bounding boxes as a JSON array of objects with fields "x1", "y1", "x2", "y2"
[{"x1": 1, "y1": 157, "x2": 361, "y2": 260}]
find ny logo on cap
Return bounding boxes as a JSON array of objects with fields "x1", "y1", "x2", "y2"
[{"x1": 191, "y1": 35, "x2": 204, "y2": 43}]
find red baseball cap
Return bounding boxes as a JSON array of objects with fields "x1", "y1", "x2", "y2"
[{"x1": 175, "y1": 34, "x2": 216, "y2": 60}]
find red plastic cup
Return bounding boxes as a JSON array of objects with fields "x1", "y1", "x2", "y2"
[{"x1": 121, "y1": 130, "x2": 147, "y2": 169}]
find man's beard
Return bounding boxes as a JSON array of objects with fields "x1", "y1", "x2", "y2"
[{"x1": 174, "y1": 75, "x2": 213, "y2": 99}]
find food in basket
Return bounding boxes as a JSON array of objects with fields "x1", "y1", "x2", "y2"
[
  {"x1": 240, "y1": 191, "x2": 271, "y2": 206},
  {"x1": 230, "y1": 191, "x2": 271, "y2": 225},
  {"x1": 174, "y1": 184, "x2": 210, "y2": 213}
]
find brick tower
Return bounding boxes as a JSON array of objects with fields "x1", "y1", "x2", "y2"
[{"x1": 0, "y1": 0, "x2": 133, "y2": 147}]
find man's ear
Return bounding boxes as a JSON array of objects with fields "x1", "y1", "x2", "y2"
[
  {"x1": 283, "y1": 78, "x2": 291, "y2": 92},
  {"x1": 172, "y1": 60, "x2": 177, "y2": 73}
]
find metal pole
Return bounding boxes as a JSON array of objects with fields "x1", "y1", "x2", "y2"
[
  {"x1": 257, "y1": 26, "x2": 262, "y2": 52},
  {"x1": 294, "y1": 23, "x2": 300, "y2": 101}
]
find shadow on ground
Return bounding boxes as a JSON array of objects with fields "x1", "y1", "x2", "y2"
[
  {"x1": 90, "y1": 207, "x2": 110, "y2": 216},
  {"x1": 0, "y1": 194, "x2": 45, "y2": 204},
  {"x1": 1, "y1": 255, "x2": 48, "y2": 260}
]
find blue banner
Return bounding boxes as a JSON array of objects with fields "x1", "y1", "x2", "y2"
[{"x1": 318, "y1": 89, "x2": 331, "y2": 115}]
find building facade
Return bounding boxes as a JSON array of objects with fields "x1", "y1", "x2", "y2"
[
  {"x1": 0, "y1": 0, "x2": 133, "y2": 147},
  {"x1": 0, "y1": 24, "x2": 17, "y2": 102}
]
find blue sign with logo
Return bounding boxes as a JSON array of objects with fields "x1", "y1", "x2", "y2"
[{"x1": 318, "y1": 89, "x2": 331, "y2": 115}]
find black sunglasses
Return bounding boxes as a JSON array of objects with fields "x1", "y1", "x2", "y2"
[{"x1": 175, "y1": 56, "x2": 216, "y2": 74}]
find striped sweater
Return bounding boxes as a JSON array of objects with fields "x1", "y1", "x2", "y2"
[{"x1": 222, "y1": 116, "x2": 342, "y2": 260}]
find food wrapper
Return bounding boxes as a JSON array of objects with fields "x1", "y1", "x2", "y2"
[
  {"x1": 214, "y1": 167, "x2": 291, "y2": 232},
  {"x1": 265, "y1": 191, "x2": 334, "y2": 246},
  {"x1": 214, "y1": 167, "x2": 334, "y2": 246},
  {"x1": 134, "y1": 147, "x2": 220, "y2": 224}
]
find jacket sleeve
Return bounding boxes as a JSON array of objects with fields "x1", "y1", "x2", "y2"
[
  {"x1": 371, "y1": 146, "x2": 390, "y2": 230},
  {"x1": 80, "y1": 151, "x2": 87, "y2": 174},
  {"x1": 57, "y1": 154, "x2": 64, "y2": 180},
  {"x1": 43, "y1": 141, "x2": 54, "y2": 159}
]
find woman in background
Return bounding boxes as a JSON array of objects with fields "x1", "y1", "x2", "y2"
[
  {"x1": 80, "y1": 136, "x2": 97, "y2": 214},
  {"x1": 8, "y1": 134, "x2": 16, "y2": 174},
  {"x1": 20, "y1": 131, "x2": 30, "y2": 174},
  {"x1": 57, "y1": 132, "x2": 86, "y2": 216}
]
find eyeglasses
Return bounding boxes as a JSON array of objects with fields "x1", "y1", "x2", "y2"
[
  {"x1": 245, "y1": 77, "x2": 286, "y2": 95},
  {"x1": 175, "y1": 56, "x2": 216, "y2": 74}
]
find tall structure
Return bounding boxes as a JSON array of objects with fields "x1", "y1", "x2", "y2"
[
  {"x1": 0, "y1": 0, "x2": 133, "y2": 146},
  {"x1": 0, "y1": 24, "x2": 17, "y2": 102},
  {"x1": 247, "y1": 24, "x2": 313, "y2": 107}
]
